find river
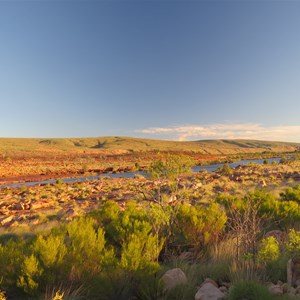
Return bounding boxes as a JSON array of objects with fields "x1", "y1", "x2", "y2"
[{"x1": 0, "y1": 157, "x2": 281, "y2": 189}]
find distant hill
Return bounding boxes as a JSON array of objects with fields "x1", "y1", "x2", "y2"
[{"x1": 0, "y1": 136, "x2": 299, "y2": 156}]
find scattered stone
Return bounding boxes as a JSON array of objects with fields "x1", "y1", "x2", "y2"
[
  {"x1": 161, "y1": 268, "x2": 187, "y2": 290},
  {"x1": 267, "y1": 283, "x2": 283, "y2": 295},
  {"x1": 193, "y1": 182, "x2": 203, "y2": 189},
  {"x1": 195, "y1": 282, "x2": 225, "y2": 300},
  {"x1": 287, "y1": 256, "x2": 300, "y2": 287},
  {"x1": 13, "y1": 202, "x2": 25, "y2": 210},
  {"x1": 0, "y1": 215, "x2": 14, "y2": 225},
  {"x1": 295, "y1": 279, "x2": 300, "y2": 287},
  {"x1": 259, "y1": 180, "x2": 267, "y2": 187},
  {"x1": 64, "y1": 208, "x2": 78, "y2": 220},
  {"x1": 289, "y1": 287, "x2": 297, "y2": 296},
  {"x1": 30, "y1": 200, "x2": 54, "y2": 210},
  {"x1": 282, "y1": 283, "x2": 289, "y2": 293},
  {"x1": 133, "y1": 174, "x2": 145, "y2": 179}
]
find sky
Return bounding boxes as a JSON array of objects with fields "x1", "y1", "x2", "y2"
[{"x1": 1, "y1": 0, "x2": 300, "y2": 142}]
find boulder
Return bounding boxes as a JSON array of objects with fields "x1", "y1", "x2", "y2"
[
  {"x1": 161, "y1": 268, "x2": 187, "y2": 290},
  {"x1": 296, "y1": 285, "x2": 300, "y2": 294},
  {"x1": 264, "y1": 230, "x2": 285, "y2": 245},
  {"x1": 195, "y1": 282, "x2": 225, "y2": 300},
  {"x1": 201, "y1": 278, "x2": 218, "y2": 288}
]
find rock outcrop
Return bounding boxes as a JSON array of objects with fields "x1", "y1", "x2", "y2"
[{"x1": 161, "y1": 268, "x2": 188, "y2": 290}]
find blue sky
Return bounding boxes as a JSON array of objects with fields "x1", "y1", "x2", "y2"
[{"x1": 1, "y1": 0, "x2": 300, "y2": 142}]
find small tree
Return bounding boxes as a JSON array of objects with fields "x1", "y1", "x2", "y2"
[
  {"x1": 146, "y1": 154, "x2": 194, "y2": 204},
  {"x1": 148, "y1": 154, "x2": 194, "y2": 181},
  {"x1": 217, "y1": 163, "x2": 233, "y2": 175},
  {"x1": 221, "y1": 195, "x2": 266, "y2": 263}
]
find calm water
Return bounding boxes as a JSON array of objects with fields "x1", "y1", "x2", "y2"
[{"x1": 0, "y1": 157, "x2": 281, "y2": 189}]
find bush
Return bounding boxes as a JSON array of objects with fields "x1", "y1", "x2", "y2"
[
  {"x1": 264, "y1": 254, "x2": 289, "y2": 282},
  {"x1": 17, "y1": 254, "x2": 43, "y2": 295},
  {"x1": 287, "y1": 228, "x2": 300, "y2": 257},
  {"x1": 228, "y1": 281, "x2": 273, "y2": 300},
  {"x1": 281, "y1": 185, "x2": 300, "y2": 203},
  {"x1": 257, "y1": 236, "x2": 280, "y2": 264},
  {"x1": 174, "y1": 202, "x2": 227, "y2": 250}
]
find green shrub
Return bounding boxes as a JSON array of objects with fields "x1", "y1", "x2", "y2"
[
  {"x1": 0, "y1": 238, "x2": 28, "y2": 290},
  {"x1": 65, "y1": 217, "x2": 113, "y2": 280},
  {"x1": 120, "y1": 233, "x2": 162, "y2": 272},
  {"x1": 280, "y1": 185, "x2": 300, "y2": 203},
  {"x1": 175, "y1": 202, "x2": 227, "y2": 249}
]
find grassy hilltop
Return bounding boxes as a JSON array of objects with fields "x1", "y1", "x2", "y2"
[
  {"x1": 0, "y1": 136, "x2": 299, "y2": 155},
  {"x1": 0, "y1": 136, "x2": 299, "y2": 181}
]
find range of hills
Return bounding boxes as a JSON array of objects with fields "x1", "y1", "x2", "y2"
[{"x1": 0, "y1": 136, "x2": 299, "y2": 156}]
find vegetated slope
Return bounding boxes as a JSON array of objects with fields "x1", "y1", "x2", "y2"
[{"x1": 0, "y1": 137, "x2": 299, "y2": 156}]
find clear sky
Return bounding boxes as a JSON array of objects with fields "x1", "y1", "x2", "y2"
[{"x1": 1, "y1": 0, "x2": 300, "y2": 142}]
